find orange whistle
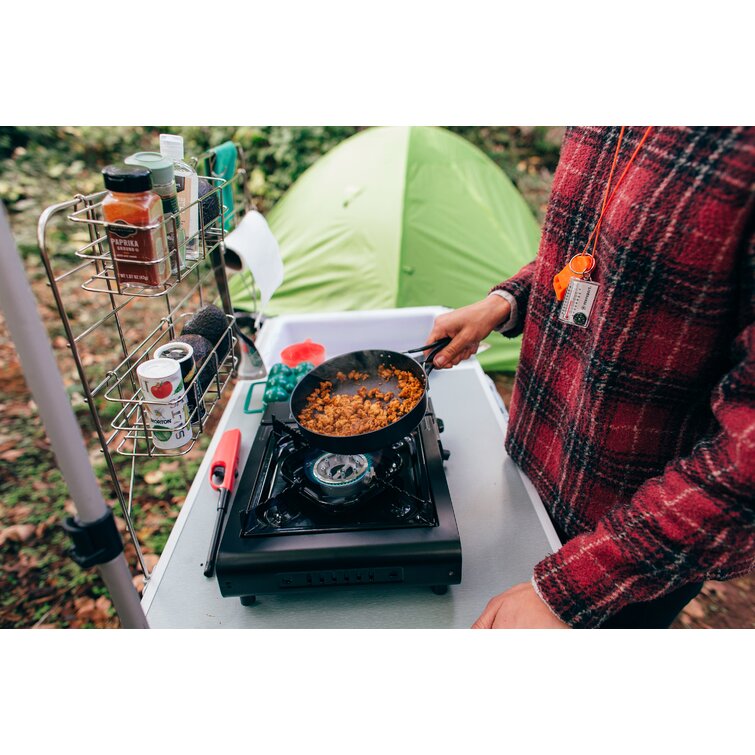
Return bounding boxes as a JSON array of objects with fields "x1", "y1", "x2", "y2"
[{"x1": 553, "y1": 254, "x2": 595, "y2": 301}]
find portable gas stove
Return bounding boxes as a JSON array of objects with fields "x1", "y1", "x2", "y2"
[{"x1": 215, "y1": 400, "x2": 461, "y2": 604}]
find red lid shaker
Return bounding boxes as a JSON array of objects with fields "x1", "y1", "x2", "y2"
[{"x1": 280, "y1": 339, "x2": 325, "y2": 367}]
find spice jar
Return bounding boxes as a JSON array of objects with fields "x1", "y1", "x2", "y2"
[
  {"x1": 102, "y1": 165, "x2": 171, "y2": 288},
  {"x1": 125, "y1": 151, "x2": 186, "y2": 273}
]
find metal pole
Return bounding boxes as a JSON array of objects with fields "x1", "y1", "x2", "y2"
[{"x1": 0, "y1": 207, "x2": 149, "y2": 628}]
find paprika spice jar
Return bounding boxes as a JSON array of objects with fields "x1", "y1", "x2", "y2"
[
  {"x1": 101, "y1": 164, "x2": 171, "y2": 289},
  {"x1": 124, "y1": 151, "x2": 186, "y2": 273}
]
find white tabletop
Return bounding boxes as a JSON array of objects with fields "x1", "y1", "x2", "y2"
[{"x1": 142, "y1": 361, "x2": 560, "y2": 628}]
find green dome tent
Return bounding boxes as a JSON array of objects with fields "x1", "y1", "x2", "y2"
[{"x1": 229, "y1": 126, "x2": 540, "y2": 371}]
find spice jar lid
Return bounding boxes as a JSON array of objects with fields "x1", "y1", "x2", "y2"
[
  {"x1": 125, "y1": 152, "x2": 175, "y2": 187},
  {"x1": 102, "y1": 164, "x2": 153, "y2": 193}
]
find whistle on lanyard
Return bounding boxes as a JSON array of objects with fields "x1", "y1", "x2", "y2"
[{"x1": 553, "y1": 253, "x2": 595, "y2": 301}]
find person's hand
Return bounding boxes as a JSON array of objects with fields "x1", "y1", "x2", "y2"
[
  {"x1": 471, "y1": 582, "x2": 569, "y2": 629},
  {"x1": 426, "y1": 296, "x2": 510, "y2": 368}
]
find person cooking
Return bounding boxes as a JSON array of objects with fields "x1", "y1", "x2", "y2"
[{"x1": 427, "y1": 126, "x2": 755, "y2": 628}]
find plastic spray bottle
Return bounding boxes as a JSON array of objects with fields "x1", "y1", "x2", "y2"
[{"x1": 159, "y1": 134, "x2": 199, "y2": 259}]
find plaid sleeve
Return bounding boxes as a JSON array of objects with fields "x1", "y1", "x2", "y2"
[
  {"x1": 533, "y1": 316, "x2": 755, "y2": 628},
  {"x1": 489, "y1": 261, "x2": 536, "y2": 338}
]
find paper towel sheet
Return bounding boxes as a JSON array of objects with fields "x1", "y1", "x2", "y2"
[{"x1": 224, "y1": 210, "x2": 283, "y2": 312}]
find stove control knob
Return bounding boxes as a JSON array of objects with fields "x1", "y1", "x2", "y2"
[
  {"x1": 439, "y1": 443, "x2": 451, "y2": 462},
  {"x1": 437, "y1": 418, "x2": 445, "y2": 433}
]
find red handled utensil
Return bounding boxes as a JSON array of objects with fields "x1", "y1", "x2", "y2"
[{"x1": 203, "y1": 428, "x2": 242, "y2": 578}]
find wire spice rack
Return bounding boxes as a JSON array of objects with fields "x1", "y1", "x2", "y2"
[
  {"x1": 36, "y1": 143, "x2": 250, "y2": 582},
  {"x1": 69, "y1": 180, "x2": 225, "y2": 298}
]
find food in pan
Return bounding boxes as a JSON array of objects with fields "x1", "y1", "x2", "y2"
[
  {"x1": 297, "y1": 365, "x2": 423, "y2": 436},
  {"x1": 335, "y1": 370, "x2": 369, "y2": 382}
]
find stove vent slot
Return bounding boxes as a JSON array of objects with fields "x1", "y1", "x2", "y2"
[{"x1": 278, "y1": 567, "x2": 405, "y2": 588}]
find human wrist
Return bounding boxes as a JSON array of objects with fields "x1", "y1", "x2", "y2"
[{"x1": 484, "y1": 292, "x2": 511, "y2": 329}]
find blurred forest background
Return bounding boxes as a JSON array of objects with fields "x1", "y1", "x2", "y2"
[{"x1": 0, "y1": 126, "x2": 751, "y2": 628}]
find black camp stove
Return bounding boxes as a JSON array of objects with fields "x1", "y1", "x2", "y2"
[{"x1": 215, "y1": 401, "x2": 461, "y2": 604}]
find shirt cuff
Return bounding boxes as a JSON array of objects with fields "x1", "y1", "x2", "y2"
[
  {"x1": 530, "y1": 575, "x2": 571, "y2": 625},
  {"x1": 532, "y1": 529, "x2": 639, "y2": 628},
  {"x1": 488, "y1": 290, "x2": 518, "y2": 333}
]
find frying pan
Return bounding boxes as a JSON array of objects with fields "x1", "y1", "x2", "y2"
[{"x1": 289, "y1": 338, "x2": 451, "y2": 453}]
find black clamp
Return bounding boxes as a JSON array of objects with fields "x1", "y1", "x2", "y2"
[
  {"x1": 233, "y1": 312, "x2": 264, "y2": 345},
  {"x1": 62, "y1": 509, "x2": 123, "y2": 569}
]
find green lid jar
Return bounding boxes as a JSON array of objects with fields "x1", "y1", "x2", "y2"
[
  {"x1": 125, "y1": 152, "x2": 175, "y2": 184},
  {"x1": 125, "y1": 151, "x2": 185, "y2": 272}
]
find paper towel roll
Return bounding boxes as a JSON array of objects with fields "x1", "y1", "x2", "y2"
[{"x1": 223, "y1": 210, "x2": 283, "y2": 313}]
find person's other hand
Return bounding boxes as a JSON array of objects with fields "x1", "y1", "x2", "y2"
[
  {"x1": 471, "y1": 582, "x2": 569, "y2": 629},
  {"x1": 426, "y1": 296, "x2": 511, "y2": 368}
]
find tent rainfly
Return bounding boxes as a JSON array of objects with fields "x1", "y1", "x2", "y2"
[{"x1": 230, "y1": 126, "x2": 541, "y2": 371}]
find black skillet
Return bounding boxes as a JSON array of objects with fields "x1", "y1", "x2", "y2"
[{"x1": 289, "y1": 337, "x2": 451, "y2": 453}]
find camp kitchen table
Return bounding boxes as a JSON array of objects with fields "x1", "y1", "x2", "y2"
[{"x1": 141, "y1": 308, "x2": 561, "y2": 628}]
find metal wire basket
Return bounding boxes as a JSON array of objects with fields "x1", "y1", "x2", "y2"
[
  {"x1": 66, "y1": 173, "x2": 229, "y2": 298},
  {"x1": 35, "y1": 143, "x2": 249, "y2": 582}
]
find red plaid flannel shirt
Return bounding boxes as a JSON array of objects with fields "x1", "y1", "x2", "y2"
[{"x1": 493, "y1": 126, "x2": 755, "y2": 627}]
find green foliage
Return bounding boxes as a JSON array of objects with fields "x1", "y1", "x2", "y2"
[
  {"x1": 1, "y1": 125, "x2": 561, "y2": 252},
  {"x1": 1, "y1": 126, "x2": 362, "y2": 249}
]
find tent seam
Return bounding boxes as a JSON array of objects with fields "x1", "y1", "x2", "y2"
[{"x1": 396, "y1": 126, "x2": 412, "y2": 305}]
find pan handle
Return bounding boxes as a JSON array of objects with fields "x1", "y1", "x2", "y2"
[
  {"x1": 405, "y1": 337, "x2": 452, "y2": 376},
  {"x1": 404, "y1": 337, "x2": 452, "y2": 355}
]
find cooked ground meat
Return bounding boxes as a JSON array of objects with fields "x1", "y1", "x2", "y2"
[
  {"x1": 297, "y1": 365, "x2": 423, "y2": 436},
  {"x1": 335, "y1": 370, "x2": 369, "y2": 382}
]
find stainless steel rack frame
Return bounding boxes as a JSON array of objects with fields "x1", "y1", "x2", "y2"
[{"x1": 35, "y1": 143, "x2": 250, "y2": 583}]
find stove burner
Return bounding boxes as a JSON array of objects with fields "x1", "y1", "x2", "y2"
[{"x1": 308, "y1": 452, "x2": 373, "y2": 496}]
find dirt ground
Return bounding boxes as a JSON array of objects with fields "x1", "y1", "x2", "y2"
[{"x1": 0, "y1": 253, "x2": 232, "y2": 628}]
